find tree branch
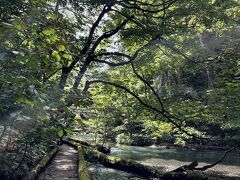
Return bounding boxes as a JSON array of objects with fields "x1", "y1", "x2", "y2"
[
  {"x1": 158, "y1": 38, "x2": 194, "y2": 62},
  {"x1": 44, "y1": 68, "x2": 61, "y2": 82},
  {"x1": 111, "y1": 8, "x2": 147, "y2": 30},
  {"x1": 120, "y1": 0, "x2": 178, "y2": 13},
  {"x1": 124, "y1": 0, "x2": 174, "y2": 7},
  {"x1": 195, "y1": 147, "x2": 236, "y2": 171},
  {"x1": 85, "y1": 80, "x2": 160, "y2": 113},
  {"x1": 68, "y1": 5, "x2": 111, "y2": 71},
  {"x1": 84, "y1": 80, "x2": 201, "y2": 138},
  {"x1": 92, "y1": 38, "x2": 167, "y2": 67},
  {"x1": 92, "y1": 59, "x2": 133, "y2": 66},
  {"x1": 73, "y1": 37, "x2": 164, "y2": 89},
  {"x1": 172, "y1": 147, "x2": 236, "y2": 172},
  {"x1": 131, "y1": 62, "x2": 165, "y2": 112},
  {"x1": 90, "y1": 17, "x2": 131, "y2": 53},
  {"x1": 95, "y1": 52, "x2": 131, "y2": 59}
]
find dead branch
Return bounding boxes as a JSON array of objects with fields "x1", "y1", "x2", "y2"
[
  {"x1": 195, "y1": 147, "x2": 236, "y2": 171},
  {"x1": 172, "y1": 147, "x2": 236, "y2": 172}
]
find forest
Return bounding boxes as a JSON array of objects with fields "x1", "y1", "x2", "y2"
[{"x1": 0, "y1": 0, "x2": 240, "y2": 179}]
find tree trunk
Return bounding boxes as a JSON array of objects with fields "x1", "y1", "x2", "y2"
[
  {"x1": 205, "y1": 63, "x2": 213, "y2": 89},
  {"x1": 54, "y1": 0, "x2": 61, "y2": 13},
  {"x1": 59, "y1": 67, "x2": 69, "y2": 90},
  {"x1": 72, "y1": 62, "x2": 89, "y2": 90}
]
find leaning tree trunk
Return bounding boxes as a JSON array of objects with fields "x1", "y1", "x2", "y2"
[{"x1": 72, "y1": 60, "x2": 90, "y2": 89}]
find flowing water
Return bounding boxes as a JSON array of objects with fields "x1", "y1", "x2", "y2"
[
  {"x1": 88, "y1": 144, "x2": 240, "y2": 179},
  {"x1": 75, "y1": 134, "x2": 240, "y2": 179},
  {"x1": 110, "y1": 145, "x2": 240, "y2": 178},
  {"x1": 88, "y1": 162, "x2": 146, "y2": 180}
]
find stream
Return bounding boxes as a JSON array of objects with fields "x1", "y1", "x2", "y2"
[{"x1": 88, "y1": 144, "x2": 240, "y2": 179}]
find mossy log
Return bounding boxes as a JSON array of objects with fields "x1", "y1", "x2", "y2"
[
  {"x1": 78, "y1": 146, "x2": 91, "y2": 180},
  {"x1": 85, "y1": 148, "x2": 161, "y2": 178},
  {"x1": 67, "y1": 138, "x2": 110, "y2": 153},
  {"x1": 84, "y1": 148, "x2": 207, "y2": 180},
  {"x1": 62, "y1": 140, "x2": 90, "y2": 180},
  {"x1": 67, "y1": 138, "x2": 91, "y2": 147},
  {"x1": 24, "y1": 147, "x2": 58, "y2": 180},
  {"x1": 62, "y1": 139, "x2": 80, "y2": 148}
]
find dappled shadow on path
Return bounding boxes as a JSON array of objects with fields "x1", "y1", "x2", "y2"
[{"x1": 37, "y1": 144, "x2": 78, "y2": 180}]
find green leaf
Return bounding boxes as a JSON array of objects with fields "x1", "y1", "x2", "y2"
[
  {"x1": 56, "y1": 129, "x2": 64, "y2": 137},
  {"x1": 52, "y1": 50, "x2": 61, "y2": 61},
  {"x1": 42, "y1": 28, "x2": 56, "y2": 36},
  {"x1": 65, "y1": 128, "x2": 73, "y2": 134},
  {"x1": 15, "y1": 97, "x2": 34, "y2": 107},
  {"x1": 55, "y1": 54, "x2": 61, "y2": 61},
  {"x1": 52, "y1": 50, "x2": 58, "y2": 56},
  {"x1": 63, "y1": 54, "x2": 72, "y2": 60},
  {"x1": 57, "y1": 45, "x2": 66, "y2": 51},
  {"x1": 12, "y1": 18, "x2": 24, "y2": 30},
  {"x1": 16, "y1": 97, "x2": 26, "y2": 105},
  {"x1": 25, "y1": 99, "x2": 35, "y2": 107}
]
